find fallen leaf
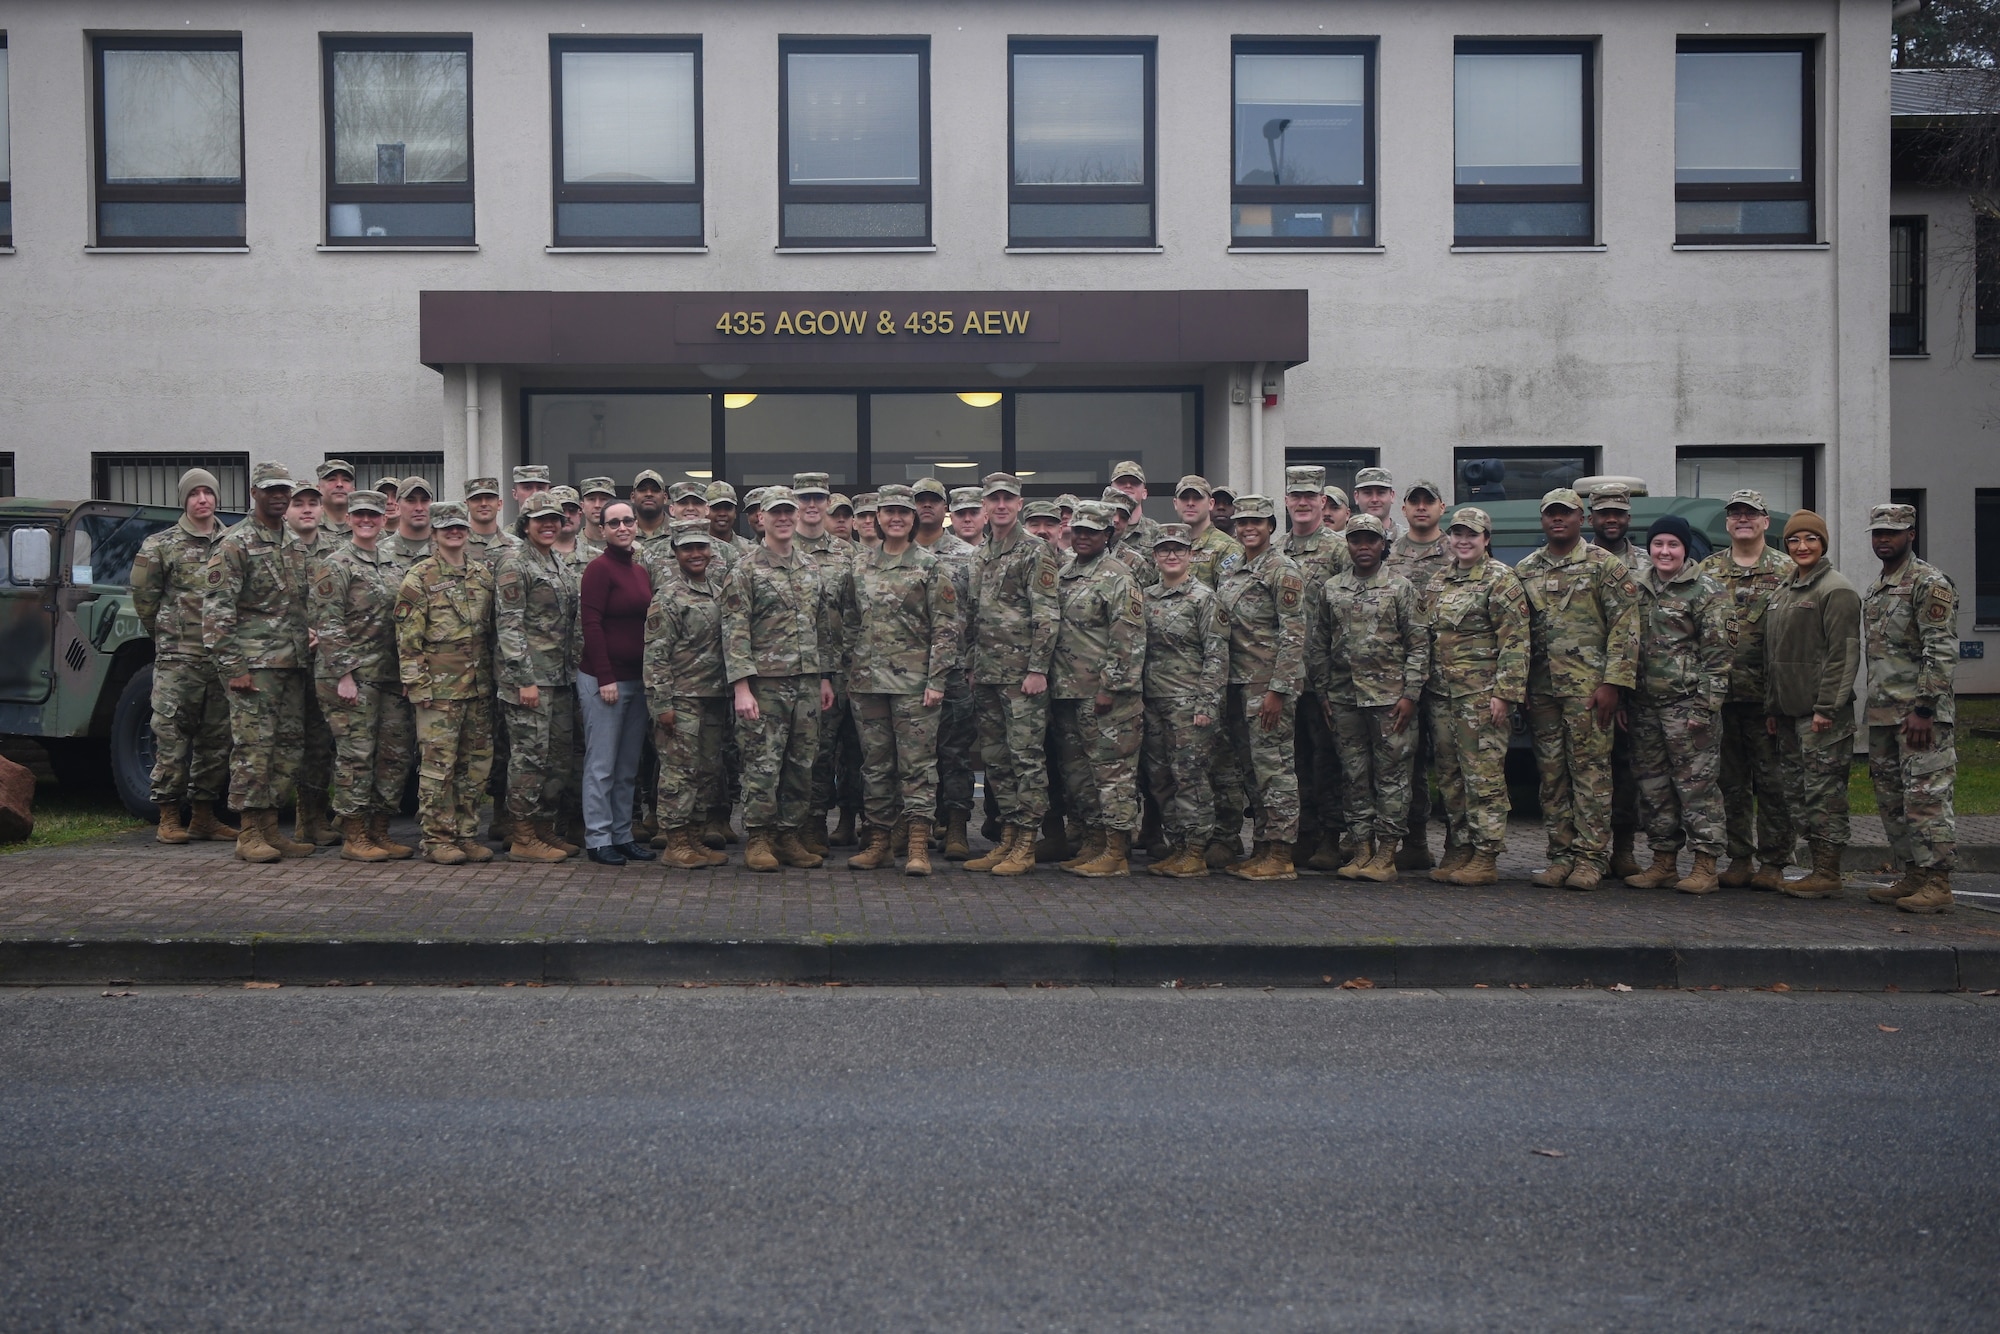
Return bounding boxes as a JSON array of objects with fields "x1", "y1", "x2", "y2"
[
  {"x1": 1890, "y1": 927, "x2": 1911, "y2": 935},
  {"x1": 1878, "y1": 1024, "x2": 1900, "y2": 1033},
  {"x1": 1340, "y1": 977, "x2": 1375, "y2": 990},
  {"x1": 1772, "y1": 983, "x2": 1791, "y2": 993},
  {"x1": 1609, "y1": 983, "x2": 1633, "y2": 993},
  {"x1": 244, "y1": 981, "x2": 280, "y2": 990},
  {"x1": 1322, "y1": 975, "x2": 1334, "y2": 984},
  {"x1": 1532, "y1": 1148, "x2": 1567, "y2": 1158},
  {"x1": 1982, "y1": 989, "x2": 1999, "y2": 997},
  {"x1": 1474, "y1": 983, "x2": 1490, "y2": 989},
  {"x1": 99, "y1": 990, "x2": 134, "y2": 999}
]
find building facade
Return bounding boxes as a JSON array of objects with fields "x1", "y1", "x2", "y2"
[{"x1": 0, "y1": 1, "x2": 1888, "y2": 576}]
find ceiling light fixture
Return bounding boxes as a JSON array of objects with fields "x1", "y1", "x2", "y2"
[
  {"x1": 723, "y1": 394, "x2": 758, "y2": 409},
  {"x1": 956, "y1": 391, "x2": 1003, "y2": 408}
]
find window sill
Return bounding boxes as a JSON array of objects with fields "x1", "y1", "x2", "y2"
[
  {"x1": 1450, "y1": 244, "x2": 1605, "y2": 254},
  {"x1": 1891, "y1": 353, "x2": 1930, "y2": 360},
  {"x1": 775, "y1": 245, "x2": 937, "y2": 254},
  {"x1": 316, "y1": 244, "x2": 480, "y2": 253},
  {"x1": 0, "y1": 246, "x2": 14, "y2": 255},
  {"x1": 84, "y1": 245, "x2": 248, "y2": 254},
  {"x1": 1005, "y1": 246, "x2": 1164, "y2": 254},
  {"x1": 1973, "y1": 353, "x2": 2000, "y2": 360},
  {"x1": 547, "y1": 245, "x2": 709, "y2": 254},
  {"x1": 1671, "y1": 242, "x2": 1829, "y2": 251},
  {"x1": 1228, "y1": 245, "x2": 1384, "y2": 255}
]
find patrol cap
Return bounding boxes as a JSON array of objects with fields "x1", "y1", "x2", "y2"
[
  {"x1": 374, "y1": 475, "x2": 402, "y2": 495},
  {"x1": 430, "y1": 502, "x2": 470, "y2": 529},
  {"x1": 742, "y1": 487, "x2": 767, "y2": 511},
  {"x1": 950, "y1": 487, "x2": 984, "y2": 511},
  {"x1": 853, "y1": 492, "x2": 880, "y2": 515},
  {"x1": 792, "y1": 472, "x2": 832, "y2": 498},
  {"x1": 1231, "y1": 494, "x2": 1276, "y2": 521},
  {"x1": 1022, "y1": 498, "x2": 1061, "y2": 521},
  {"x1": 464, "y1": 477, "x2": 501, "y2": 499},
  {"x1": 631, "y1": 469, "x2": 667, "y2": 491},
  {"x1": 1354, "y1": 466, "x2": 1396, "y2": 491},
  {"x1": 876, "y1": 484, "x2": 918, "y2": 511},
  {"x1": 1323, "y1": 485, "x2": 1350, "y2": 508},
  {"x1": 1447, "y1": 506, "x2": 1492, "y2": 534},
  {"x1": 912, "y1": 478, "x2": 948, "y2": 501},
  {"x1": 1868, "y1": 502, "x2": 1917, "y2": 532},
  {"x1": 519, "y1": 493, "x2": 563, "y2": 521},
  {"x1": 1057, "y1": 493, "x2": 1080, "y2": 514},
  {"x1": 1587, "y1": 482, "x2": 1633, "y2": 512},
  {"x1": 982, "y1": 471, "x2": 1023, "y2": 497},
  {"x1": 581, "y1": 476, "x2": 619, "y2": 498},
  {"x1": 399, "y1": 475, "x2": 434, "y2": 500},
  {"x1": 1725, "y1": 488, "x2": 1769, "y2": 514},
  {"x1": 250, "y1": 461, "x2": 295, "y2": 491},
  {"x1": 1111, "y1": 460, "x2": 1146, "y2": 484},
  {"x1": 1285, "y1": 465, "x2": 1325, "y2": 494},
  {"x1": 1540, "y1": 487, "x2": 1585, "y2": 513},
  {"x1": 345, "y1": 489, "x2": 388, "y2": 516},
  {"x1": 669, "y1": 480, "x2": 707, "y2": 503},
  {"x1": 760, "y1": 485, "x2": 800, "y2": 511},
  {"x1": 1153, "y1": 522, "x2": 1194, "y2": 549},
  {"x1": 512, "y1": 464, "x2": 551, "y2": 486},
  {"x1": 1211, "y1": 485, "x2": 1238, "y2": 503},
  {"x1": 1404, "y1": 478, "x2": 1444, "y2": 501},
  {"x1": 316, "y1": 459, "x2": 355, "y2": 482},
  {"x1": 830, "y1": 494, "x2": 854, "y2": 514},
  {"x1": 1070, "y1": 501, "x2": 1115, "y2": 531},
  {"x1": 1345, "y1": 513, "x2": 1388, "y2": 539},
  {"x1": 178, "y1": 467, "x2": 220, "y2": 504},
  {"x1": 549, "y1": 485, "x2": 581, "y2": 508},
  {"x1": 670, "y1": 518, "x2": 713, "y2": 547},
  {"x1": 1099, "y1": 486, "x2": 1136, "y2": 514},
  {"x1": 1175, "y1": 475, "x2": 1213, "y2": 498},
  {"x1": 290, "y1": 479, "x2": 322, "y2": 498},
  {"x1": 705, "y1": 481, "x2": 739, "y2": 507}
]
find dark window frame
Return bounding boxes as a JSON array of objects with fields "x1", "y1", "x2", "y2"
[
  {"x1": 549, "y1": 35, "x2": 702, "y2": 249},
  {"x1": 1976, "y1": 489, "x2": 2000, "y2": 627},
  {"x1": 1978, "y1": 216, "x2": 2000, "y2": 356},
  {"x1": 0, "y1": 452, "x2": 15, "y2": 499},
  {"x1": 1452, "y1": 38, "x2": 1595, "y2": 247},
  {"x1": 1007, "y1": 37, "x2": 1157, "y2": 248},
  {"x1": 91, "y1": 450, "x2": 250, "y2": 508},
  {"x1": 1229, "y1": 38, "x2": 1376, "y2": 249},
  {"x1": 1673, "y1": 37, "x2": 1816, "y2": 246},
  {"x1": 91, "y1": 33, "x2": 247, "y2": 248},
  {"x1": 777, "y1": 36, "x2": 931, "y2": 248},
  {"x1": 1891, "y1": 215, "x2": 1926, "y2": 355},
  {"x1": 1675, "y1": 443, "x2": 1817, "y2": 514},
  {"x1": 321, "y1": 33, "x2": 474, "y2": 247},
  {"x1": 1, "y1": 36, "x2": 11, "y2": 246}
]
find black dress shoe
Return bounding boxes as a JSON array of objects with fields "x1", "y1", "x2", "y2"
[
  {"x1": 586, "y1": 845, "x2": 627, "y2": 866},
  {"x1": 616, "y1": 841, "x2": 658, "y2": 861}
]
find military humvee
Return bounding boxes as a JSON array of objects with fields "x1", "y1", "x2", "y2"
[{"x1": 0, "y1": 499, "x2": 225, "y2": 817}]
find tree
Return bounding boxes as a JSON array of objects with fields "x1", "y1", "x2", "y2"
[{"x1": 1895, "y1": 0, "x2": 2000, "y2": 69}]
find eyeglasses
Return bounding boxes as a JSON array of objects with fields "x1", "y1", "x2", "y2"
[{"x1": 605, "y1": 517, "x2": 639, "y2": 528}]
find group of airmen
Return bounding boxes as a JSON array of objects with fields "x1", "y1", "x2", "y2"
[{"x1": 130, "y1": 452, "x2": 1962, "y2": 913}]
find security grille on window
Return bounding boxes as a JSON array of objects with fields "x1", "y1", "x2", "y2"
[
  {"x1": 92, "y1": 36, "x2": 246, "y2": 247},
  {"x1": 780, "y1": 39, "x2": 929, "y2": 247},
  {"x1": 93, "y1": 453, "x2": 250, "y2": 510},
  {"x1": 1, "y1": 39, "x2": 12, "y2": 246},
  {"x1": 1891, "y1": 216, "x2": 1926, "y2": 355},
  {"x1": 324, "y1": 36, "x2": 473, "y2": 245},
  {"x1": 1231, "y1": 42, "x2": 1375, "y2": 247},
  {"x1": 1453, "y1": 42, "x2": 1593, "y2": 246},
  {"x1": 1674, "y1": 40, "x2": 1814, "y2": 244},
  {"x1": 1009, "y1": 40, "x2": 1155, "y2": 248},
  {"x1": 1453, "y1": 449, "x2": 1597, "y2": 504},
  {"x1": 1979, "y1": 217, "x2": 2000, "y2": 356},
  {"x1": 551, "y1": 38, "x2": 701, "y2": 248},
  {"x1": 338, "y1": 452, "x2": 445, "y2": 500}
]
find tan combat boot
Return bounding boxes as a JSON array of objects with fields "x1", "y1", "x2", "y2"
[
  {"x1": 1145, "y1": 841, "x2": 1185, "y2": 877},
  {"x1": 338, "y1": 815, "x2": 390, "y2": 862},
  {"x1": 296, "y1": 795, "x2": 340, "y2": 847},
  {"x1": 1152, "y1": 843, "x2": 1210, "y2": 878},
  {"x1": 1073, "y1": 829, "x2": 1131, "y2": 877},
  {"x1": 1719, "y1": 857, "x2": 1757, "y2": 889},
  {"x1": 992, "y1": 824, "x2": 1039, "y2": 876},
  {"x1": 1869, "y1": 865, "x2": 1926, "y2": 904},
  {"x1": 1610, "y1": 829, "x2": 1644, "y2": 880},
  {"x1": 1448, "y1": 849, "x2": 1501, "y2": 886},
  {"x1": 690, "y1": 825, "x2": 727, "y2": 866},
  {"x1": 1061, "y1": 829, "x2": 1107, "y2": 872},
  {"x1": 965, "y1": 825, "x2": 1016, "y2": 872},
  {"x1": 1394, "y1": 830, "x2": 1436, "y2": 872},
  {"x1": 262, "y1": 809, "x2": 316, "y2": 859},
  {"x1": 774, "y1": 829, "x2": 824, "y2": 869},
  {"x1": 1749, "y1": 862, "x2": 1787, "y2": 892},
  {"x1": 156, "y1": 802, "x2": 190, "y2": 845},
  {"x1": 508, "y1": 827, "x2": 570, "y2": 863},
  {"x1": 1894, "y1": 868, "x2": 1954, "y2": 914},
  {"x1": 1430, "y1": 846, "x2": 1473, "y2": 883},
  {"x1": 367, "y1": 814, "x2": 414, "y2": 860},
  {"x1": 426, "y1": 839, "x2": 468, "y2": 865},
  {"x1": 1563, "y1": 862, "x2": 1603, "y2": 891},
  {"x1": 1625, "y1": 850, "x2": 1680, "y2": 889},
  {"x1": 1305, "y1": 830, "x2": 1346, "y2": 873},
  {"x1": 1232, "y1": 840, "x2": 1297, "y2": 882},
  {"x1": 1782, "y1": 842, "x2": 1845, "y2": 899},
  {"x1": 903, "y1": 818, "x2": 935, "y2": 877},
  {"x1": 800, "y1": 813, "x2": 830, "y2": 859},
  {"x1": 744, "y1": 829, "x2": 780, "y2": 872},
  {"x1": 233, "y1": 809, "x2": 282, "y2": 864},
  {"x1": 1531, "y1": 860, "x2": 1574, "y2": 888},
  {"x1": 486, "y1": 812, "x2": 516, "y2": 848},
  {"x1": 1675, "y1": 853, "x2": 1721, "y2": 895},
  {"x1": 662, "y1": 827, "x2": 718, "y2": 870},
  {"x1": 1354, "y1": 844, "x2": 1399, "y2": 883},
  {"x1": 849, "y1": 825, "x2": 894, "y2": 870},
  {"x1": 187, "y1": 801, "x2": 239, "y2": 841},
  {"x1": 830, "y1": 807, "x2": 858, "y2": 849},
  {"x1": 454, "y1": 838, "x2": 496, "y2": 864},
  {"x1": 941, "y1": 810, "x2": 971, "y2": 862},
  {"x1": 533, "y1": 819, "x2": 580, "y2": 857},
  {"x1": 1336, "y1": 840, "x2": 1373, "y2": 880}
]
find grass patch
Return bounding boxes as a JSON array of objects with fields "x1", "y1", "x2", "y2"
[
  {"x1": 0, "y1": 782, "x2": 148, "y2": 853},
  {"x1": 1846, "y1": 695, "x2": 2000, "y2": 816}
]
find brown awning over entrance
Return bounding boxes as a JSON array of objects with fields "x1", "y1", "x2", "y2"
[{"x1": 419, "y1": 289, "x2": 1307, "y2": 369}]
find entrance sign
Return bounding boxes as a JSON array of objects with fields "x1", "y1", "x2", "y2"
[{"x1": 710, "y1": 306, "x2": 1039, "y2": 338}]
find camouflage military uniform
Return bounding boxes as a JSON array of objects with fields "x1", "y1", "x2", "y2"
[
  {"x1": 308, "y1": 538, "x2": 413, "y2": 819},
  {"x1": 203, "y1": 514, "x2": 310, "y2": 812},
  {"x1": 1596, "y1": 539, "x2": 1651, "y2": 843},
  {"x1": 1215, "y1": 548, "x2": 1307, "y2": 845},
  {"x1": 1386, "y1": 531, "x2": 1450, "y2": 849},
  {"x1": 1143, "y1": 577, "x2": 1228, "y2": 851},
  {"x1": 922, "y1": 531, "x2": 979, "y2": 825},
  {"x1": 1424, "y1": 558, "x2": 1530, "y2": 855},
  {"x1": 1052, "y1": 546, "x2": 1146, "y2": 835},
  {"x1": 1516, "y1": 541, "x2": 1641, "y2": 872},
  {"x1": 1312, "y1": 565, "x2": 1429, "y2": 848},
  {"x1": 1189, "y1": 524, "x2": 1245, "y2": 590},
  {"x1": 1629, "y1": 564, "x2": 1733, "y2": 858},
  {"x1": 395, "y1": 554, "x2": 496, "y2": 852},
  {"x1": 1864, "y1": 553, "x2": 1959, "y2": 872},
  {"x1": 131, "y1": 516, "x2": 231, "y2": 805},
  {"x1": 1111, "y1": 527, "x2": 1162, "y2": 590},
  {"x1": 721, "y1": 545, "x2": 832, "y2": 833},
  {"x1": 494, "y1": 542, "x2": 579, "y2": 828},
  {"x1": 381, "y1": 531, "x2": 434, "y2": 575},
  {"x1": 644, "y1": 563, "x2": 728, "y2": 831},
  {"x1": 290, "y1": 528, "x2": 338, "y2": 824},
  {"x1": 1764, "y1": 558, "x2": 1862, "y2": 849},
  {"x1": 1698, "y1": 546, "x2": 1796, "y2": 868},
  {"x1": 1280, "y1": 524, "x2": 1351, "y2": 851},
  {"x1": 798, "y1": 528, "x2": 862, "y2": 827},
  {"x1": 841, "y1": 543, "x2": 960, "y2": 828},
  {"x1": 969, "y1": 526, "x2": 1062, "y2": 826},
  {"x1": 466, "y1": 527, "x2": 521, "y2": 824},
  {"x1": 466, "y1": 528, "x2": 522, "y2": 567}
]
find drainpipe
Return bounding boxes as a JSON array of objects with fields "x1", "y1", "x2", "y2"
[
  {"x1": 1248, "y1": 361, "x2": 1266, "y2": 498},
  {"x1": 463, "y1": 364, "x2": 481, "y2": 484}
]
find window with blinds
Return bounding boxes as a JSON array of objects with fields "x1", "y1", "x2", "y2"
[
  {"x1": 551, "y1": 39, "x2": 702, "y2": 248},
  {"x1": 779, "y1": 39, "x2": 929, "y2": 247}
]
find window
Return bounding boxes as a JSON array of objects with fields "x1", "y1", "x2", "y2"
[
  {"x1": 0, "y1": 452, "x2": 13, "y2": 498},
  {"x1": 1890, "y1": 216, "x2": 1926, "y2": 354},
  {"x1": 870, "y1": 393, "x2": 1002, "y2": 487},
  {"x1": 92, "y1": 36, "x2": 245, "y2": 246},
  {"x1": 324, "y1": 36, "x2": 472, "y2": 245},
  {"x1": 1283, "y1": 448, "x2": 1379, "y2": 499},
  {"x1": 1454, "y1": 448, "x2": 1598, "y2": 504},
  {"x1": 1, "y1": 38, "x2": 11, "y2": 245},
  {"x1": 337, "y1": 451, "x2": 444, "y2": 500},
  {"x1": 1890, "y1": 488, "x2": 1925, "y2": 561},
  {"x1": 551, "y1": 38, "x2": 700, "y2": 248},
  {"x1": 1009, "y1": 40, "x2": 1155, "y2": 248},
  {"x1": 1453, "y1": 41, "x2": 1593, "y2": 245},
  {"x1": 1015, "y1": 391, "x2": 1198, "y2": 524},
  {"x1": 1979, "y1": 217, "x2": 2000, "y2": 356},
  {"x1": 1674, "y1": 40, "x2": 1814, "y2": 244},
  {"x1": 1676, "y1": 445, "x2": 1815, "y2": 514},
  {"x1": 780, "y1": 39, "x2": 928, "y2": 247},
  {"x1": 1978, "y1": 490, "x2": 2000, "y2": 626},
  {"x1": 527, "y1": 393, "x2": 716, "y2": 494},
  {"x1": 1231, "y1": 41, "x2": 1374, "y2": 247},
  {"x1": 93, "y1": 452, "x2": 249, "y2": 509}
]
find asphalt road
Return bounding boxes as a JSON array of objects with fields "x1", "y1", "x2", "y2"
[{"x1": 2, "y1": 986, "x2": 1996, "y2": 1332}]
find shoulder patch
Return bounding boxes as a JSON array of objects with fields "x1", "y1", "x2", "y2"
[
  {"x1": 938, "y1": 579, "x2": 957, "y2": 605},
  {"x1": 1926, "y1": 586, "x2": 1953, "y2": 622},
  {"x1": 1278, "y1": 572, "x2": 1303, "y2": 611}
]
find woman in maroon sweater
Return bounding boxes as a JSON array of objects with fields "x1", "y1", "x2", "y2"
[{"x1": 578, "y1": 501, "x2": 657, "y2": 865}]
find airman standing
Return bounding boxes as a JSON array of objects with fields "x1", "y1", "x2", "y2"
[
  {"x1": 284, "y1": 478, "x2": 340, "y2": 847},
  {"x1": 791, "y1": 472, "x2": 861, "y2": 855},
  {"x1": 317, "y1": 460, "x2": 357, "y2": 539},
  {"x1": 1351, "y1": 466, "x2": 1401, "y2": 541},
  {"x1": 1141, "y1": 525, "x2": 1229, "y2": 878},
  {"x1": 1586, "y1": 482, "x2": 1650, "y2": 879},
  {"x1": 1172, "y1": 475, "x2": 1243, "y2": 589},
  {"x1": 1279, "y1": 465, "x2": 1350, "y2": 872},
  {"x1": 1051, "y1": 501, "x2": 1146, "y2": 877},
  {"x1": 493, "y1": 493, "x2": 581, "y2": 863},
  {"x1": 1214, "y1": 495, "x2": 1307, "y2": 880},
  {"x1": 643, "y1": 520, "x2": 731, "y2": 870},
  {"x1": 381, "y1": 476, "x2": 435, "y2": 573},
  {"x1": 930, "y1": 487, "x2": 983, "y2": 859}
]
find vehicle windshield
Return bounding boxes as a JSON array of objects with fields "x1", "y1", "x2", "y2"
[{"x1": 72, "y1": 512, "x2": 178, "y2": 588}]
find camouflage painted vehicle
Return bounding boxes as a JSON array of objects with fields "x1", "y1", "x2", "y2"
[{"x1": 0, "y1": 499, "x2": 234, "y2": 816}]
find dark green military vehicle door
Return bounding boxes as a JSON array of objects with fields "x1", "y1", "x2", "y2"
[{"x1": 0, "y1": 516, "x2": 61, "y2": 705}]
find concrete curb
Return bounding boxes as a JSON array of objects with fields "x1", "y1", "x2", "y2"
[{"x1": 2, "y1": 938, "x2": 1995, "y2": 991}]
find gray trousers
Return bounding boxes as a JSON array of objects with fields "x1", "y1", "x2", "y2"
[{"x1": 578, "y1": 671, "x2": 647, "y2": 850}]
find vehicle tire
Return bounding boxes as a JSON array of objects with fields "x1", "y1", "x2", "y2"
[{"x1": 110, "y1": 665, "x2": 158, "y2": 818}]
